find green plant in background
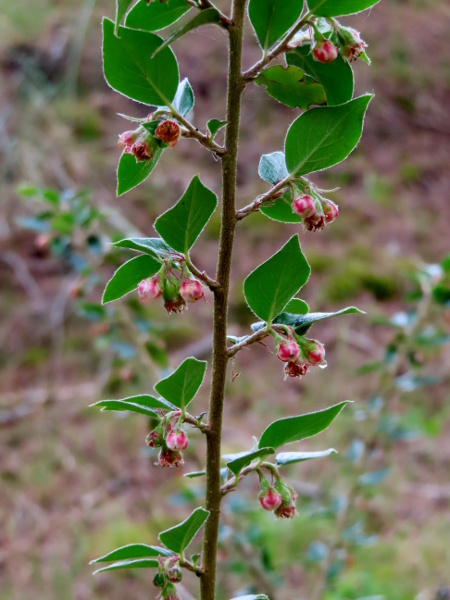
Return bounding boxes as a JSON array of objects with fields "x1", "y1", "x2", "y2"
[{"x1": 86, "y1": 1, "x2": 387, "y2": 599}]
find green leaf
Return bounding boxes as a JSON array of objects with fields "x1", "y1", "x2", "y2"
[
  {"x1": 103, "y1": 254, "x2": 160, "y2": 304},
  {"x1": 244, "y1": 235, "x2": 310, "y2": 323},
  {"x1": 154, "y1": 357, "x2": 207, "y2": 410},
  {"x1": 284, "y1": 298, "x2": 309, "y2": 314},
  {"x1": 255, "y1": 65, "x2": 326, "y2": 109},
  {"x1": 103, "y1": 18, "x2": 179, "y2": 106},
  {"x1": 113, "y1": 237, "x2": 178, "y2": 260},
  {"x1": 184, "y1": 470, "x2": 206, "y2": 478},
  {"x1": 126, "y1": 0, "x2": 190, "y2": 32},
  {"x1": 260, "y1": 190, "x2": 301, "y2": 223},
  {"x1": 93, "y1": 558, "x2": 159, "y2": 574},
  {"x1": 276, "y1": 448, "x2": 337, "y2": 465},
  {"x1": 224, "y1": 447, "x2": 275, "y2": 476},
  {"x1": 207, "y1": 118, "x2": 227, "y2": 139},
  {"x1": 116, "y1": 0, "x2": 135, "y2": 33},
  {"x1": 91, "y1": 543, "x2": 173, "y2": 563},
  {"x1": 259, "y1": 401, "x2": 349, "y2": 449},
  {"x1": 172, "y1": 77, "x2": 194, "y2": 117},
  {"x1": 307, "y1": 0, "x2": 381, "y2": 17},
  {"x1": 159, "y1": 507, "x2": 209, "y2": 554},
  {"x1": 91, "y1": 394, "x2": 175, "y2": 417},
  {"x1": 285, "y1": 95, "x2": 373, "y2": 177},
  {"x1": 258, "y1": 151, "x2": 289, "y2": 185},
  {"x1": 152, "y1": 8, "x2": 222, "y2": 58},
  {"x1": 290, "y1": 307, "x2": 364, "y2": 335},
  {"x1": 248, "y1": 0, "x2": 303, "y2": 52},
  {"x1": 117, "y1": 147, "x2": 164, "y2": 196},
  {"x1": 230, "y1": 595, "x2": 269, "y2": 600},
  {"x1": 287, "y1": 46, "x2": 354, "y2": 106},
  {"x1": 154, "y1": 176, "x2": 217, "y2": 253}
]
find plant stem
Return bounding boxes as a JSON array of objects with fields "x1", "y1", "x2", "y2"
[{"x1": 200, "y1": 1, "x2": 246, "y2": 599}]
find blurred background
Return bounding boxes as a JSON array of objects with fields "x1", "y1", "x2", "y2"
[{"x1": 1, "y1": 1, "x2": 450, "y2": 599}]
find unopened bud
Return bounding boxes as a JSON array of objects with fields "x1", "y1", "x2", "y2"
[
  {"x1": 118, "y1": 129, "x2": 138, "y2": 154},
  {"x1": 292, "y1": 194, "x2": 316, "y2": 219},
  {"x1": 322, "y1": 199, "x2": 339, "y2": 224},
  {"x1": 277, "y1": 340, "x2": 300, "y2": 363},
  {"x1": 166, "y1": 429, "x2": 189, "y2": 452},
  {"x1": 259, "y1": 487, "x2": 283, "y2": 512},
  {"x1": 138, "y1": 276, "x2": 162, "y2": 302},
  {"x1": 179, "y1": 278, "x2": 205, "y2": 303},
  {"x1": 274, "y1": 479, "x2": 297, "y2": 519},
  {"x1": 167, "y1": 566, "x2": 183, "y2": 583},
  {"x1": 338, "y1": 26, "x2": 367, "y2": 62},
  {"x1": 313, "y1": 39, "x2": 338, "y2": 64},
  {"x1": 153, "y1": 572, "x2": 166, "y2": 589},
  {"x1": 132, "y1": 139, "x2": 153, "y2": 161},
  {"x1": 146, "y1": 427, "x2": 164, "y2": 448},
  {"x1": 301, "y1": 339, "x2": 326, "y2": 366},
  {"x1": 155, "y1": 120, "x2": 180, "y2": 148}
]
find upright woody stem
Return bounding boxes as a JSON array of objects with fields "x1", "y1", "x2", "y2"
[{"x1": 200, "y1": 1, "x2": 246, "y2": 599}]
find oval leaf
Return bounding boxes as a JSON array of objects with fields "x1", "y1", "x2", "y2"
[
  {"x1": 248, "y1": 0, "x2": 303, "y2": 52},
  {"x1": 93, "y1": 558, "x2": 159, "y2": 574},
  {"x1": 258, "y1": 151, "x2": 289, "y2": 185},
  {"x1": 91, "y1": 394, "x2": 175, "y2": 416},
  {"x1": 225, "y1": 447, "x2": 275, "y2": 476},
  {"x1": 260, "y1": 190, "x2": 301, "y2": 223},
  {"x1": 154, "y1": 357, "x2": 207, "y2": 410},
  {"x1": 113, "y1": 237, "x2": 178, "y2": 261},
  {"x1": 255, "y1": 65, "x2": 326, "y2": 109},
  {"x1": 276, "y1": 448, "x2": 337, "y2": 465},
  {"x1": 103, "y1": 18, "x2": 179, "y2": 106},
  {"x1": 159, "y1": 507, "x2": 209, "y2": 554},
  {"x1": 292, "y1": 307, "x2": 364, "y2": 335},
  {"x1": 117, "y1": 147, "x2": 164, "y2": 196},
  {"x1": 244, "y1": 235, "x2": 310, "y2": 323},
  {"x1": 91, "y1": 543, "x2": 173, "y2": 563},
  {"x1": 259, "y1": 401, "x2": 350, "y2": 449},
  {"x1": 154, "y1": 176, "x2": 217, "y2": 253},
  {"x1": 307, "y1": 0, "x2": 381, "y2": 17},
  {"x1": 103, "y1": 254, "x2": 160, "y2": 304},
  {"x1": 172, "y1": 77, "x2": 195, "y2": 117},
  {"x1": 126, "y1": 0, "x2": 190, "y2": 32},
  {"x1": 285, "y1": 95, "x2": 373, "y2": 177}
]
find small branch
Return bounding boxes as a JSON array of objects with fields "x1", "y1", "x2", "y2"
[
  {"x1": 227, "y1": 328, "x2": 270, "y2": 358},
  {"x1": 180, "y1": 557, "x2": 205, "y2": 577},
  {"x1": 236, "y1": 175, "x2": 291, "y2": 221},
  {"x1": 196, "y1": 0, "x2": 231, "y2": 26},
  {"x1": 243, "y1": 11, "x2": 312, "y2": 81},
  {"x1": 185, "y1": 254, "x2": 220, "y2": 290},
  {"x1": 183, "y1": 412, "x2": 210, "y2": 434},
  {"x1": 221, "y1": 464, "x2": 258, "y2": 496},
  {"x1": 169, "y1": 103, "x2": 227, "y2": 156}
]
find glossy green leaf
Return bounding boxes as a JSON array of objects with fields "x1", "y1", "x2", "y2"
[
  {"x1": 91, "y1": 543, "x2": 173, "y2": 563},
  {"x1": 248, "y1": 0, "x2": 303, "y2": 52},
  {"x1": 91, "y1": 394, "x2": 175, "y2": 416},
  {"x1": 285, "y1": 95, "x2": 372, "y2": 177},
  {"x1": 103, "y1": 254, "x2": 160, "y2": 304},
  {"x1": 259, "y1": 401, "x2": 349, "y2": 449},
  {"x1": 93, "y1": 558, "x2": 159, "y2": 574},
  {"x1": 260, "y1": 191, "x2": 301, "y2": 223},
  {"x1": 307, "y1": 0, "x2": 381, "y2": 17},
  {"x1": 154, "y1": 176, "x2": 217, "y2": 253},
  {"x1": 287, "y1": 46, "x2": 354, "y2": 106},
  {"x1": 117, "y1": 147, "x2": 164, "y2": 196},
  {"x1": 152, "y1": 8, "x2": 222, "y2": 58},
  {"x1": 207, "y1": 118, "x2": 227, "y2": 139},
  {"x1": 172, "y1": 77, "x2": 194, "y2": 117},
  {"x1": 291, "y1": 307, "x2": 364, "y2": 335},
  {"x1": 115, "y1": 0, "x2": 134, "y2": 33},
  {"x1": 244, "y1": 235, "x2": 310, "y2": 323},
  {"x1": 256, "y1": 65, "x2": 326, "y2": 109},
  {"x1": 126, "y1": 0, "x2": 190, "y2": 32},
  {"x1": 224, "y1": 447, "x2": 275, "y2": 476},
  {"x1": 159, "y1": 507, "x2": 209, "y2": 554},
  {"x1": 284, "y1": 298, "x2": 309, "y2": 314},
  {"x1": 103, "y1": 18, "x2": 179, "y2": 106},
  {"x1": 154, "y1": 357, "x2": 207, "y2": 410},
  {"x1": 184, "y1": 470, "x2": 206, "y2": 479},
  {"x1": 258, "y1": 151, "x2": 289, "y2": 185},
  {"x1": 276, "y1": 448, "x2": 337, "y2": 465},
  {"x1": 113, "y1": 237, "x2": 178, "y2": 260}
]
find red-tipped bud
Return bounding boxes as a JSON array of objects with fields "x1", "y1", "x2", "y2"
[
  {"x1": 155, "y1": 120, "x2": 180, "y2": 147},
  {"x1": 118, "y1": 129, "x2": 138, "y2": 153},
  {"x1": 259, "y1": 487, "x2": 283, "y2": 512},
  {"x1": 292, "y1": 194, "x2": 316, "y2": 219},
  {"x1": 338, "y1": 27, "x2": 367, "y2": 62},
  {"x1": 158, "y1": 447, "x2": 184, "y2": 468},
  {"x1": 146, "y1": 428, "x2": 164, "y2": 448},
  {"x1": 132, "y1": 140, "x2": 153, "y2": 161},
  {"x1": 313, "y1": 39, "x2": 338, "y2": 63},
  {"x1": 302, "y1": 339, "x2": 326, "y2": 366},
  {"x1": 167, "y1": 566, "x2": 183, "y2": 583},
  {"x1": 284, "y1": 360, "x2": 309, "y2": 379},
  {"x1": 274, "y1": 479, "x2": 297, "y2": 519},
  {"x1": 138, "y1": 276, "x2": 162, "y2": 301},
  {"x1": 179, "y1": 278, "x2": 205, "y2": 303},
  {"x1": 277, "y1": 340, "x2": 300, "y2": 363},
  {"x1": 166, "y1": 429, "x2": 189, "y2": 452},
  {"x1": 322, "y1": 199, "x2": 339, "y2": 224}
]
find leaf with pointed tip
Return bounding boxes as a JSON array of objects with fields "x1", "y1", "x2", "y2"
[
  {"x1": 292, "y1": 307, "x2": 364, "y2": 335},
  {"x1": 172, "y1": 77, "x2": 194, "y2": 117},
  {"x1": 116, "y1": 0, "x2": 135, "y2": 33},
  {"x1": 248, "y1": 0, "x2": 303, "y2": 52},
  {"x1": 154, "y1": 176, "x2": 217, "y2": 254},
  {"x1": 276, "y1": 448, "x2": 337, "y2": 465},
  {"x1": 284, "y1": 298, "x2": 309, "y2": 314},
  {"x1": 259, "y1": 402, "x2": 349, "y2": 449},
  {"x1": 117, "y1": 147, "x2": 164, "y2": 196},
  {"x1": 103, "y1": 19, "x2": 179, "y2": 106},
  {"x1": 224, "y1": 447, "x2": 275, "y2": 476},
  {"x1": 154, "y1": 357, "x2": 207, "y2": 410},
  {"x1": 102, "y1": 255, "x2": 160, "y2": 304},
  {"x1": 159, "y1": 507, "x2": 209, "y2": 554},
  {"x1": 258, "y1": 151, "x2": 289, "y2": 185},
  {"x1": 307, "y1": 0, "x2": 381, "y2": 17},
  {"x1": 126, "y1": 0, "x2": 190, "y2": 32},
  {"x1": 91, "y1": 394, "x2": 175, "y2": 417},
  {"x1": 260, "y1": 191, "x2": 301, "y2": 223},
  {"x1": 285, "y1": 95, "x2": 372, "y2": 177},
  {"x1": 184, "y1": 470, "x2": 206, "y2": 479},
  {"x1": 207, "y1": 119, "x2": 227, "y2": 139},
  {"x1": 152, "y1": 8, "x2": 222, "y2": 58},
  {"x1": 91, "y1": 544, "x2": 173, "y2": 564},
  {"x1": 93, "y1": 558, "x2": 159, "y2": 574},
  {"x1": 113, "y1": 237, "x2": 179, "y2": 261},
  {"x1": 287, "y1": 46, "x2": 354, "y2": 106},
  {"x1": 244, "y1": 235, "x2": 310, "y2": 323},
  {"x1": 256, "y1": 65, "x2": 326, "y2": 109}
]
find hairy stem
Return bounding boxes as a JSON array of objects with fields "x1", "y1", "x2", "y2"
[{"x1": 199, "y1": 1, "x2": 246, "y2": 599}]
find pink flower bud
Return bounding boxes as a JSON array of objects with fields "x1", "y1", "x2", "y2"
[
  {"x1": 322, "y1": 199, "x2": 339, "y2": 224},
  {"x1": 158, "y1": 447, "x2": 184, "y2": 468},
  {"x1": 138, "y1": 276, "x2": 162, "y2": 301},
  {"x1": 166, "y1": 429, "x2": 189, "y2": 452},
  {"x1": 167, "y1": 566, "x2": 183, "y2": 583},
  {"x1": 274, "y1": 503, "x2": 297, "y2": 519},
  {"x1": 146, "y1": 428, "x2": 164, "y2": 448},
  {"x1": 284, "y1": 360, "x2": 309, "y2": 379},
  {"x1": 118, "y1": 130, "x2": 138, "y2": 153},
  {"x1": 339, "y1": 27, "x2": 367, "y2": 62},
  {"x1": 155, "y1": 120, "x2": 180, "y2": 148},
  {"x1": 259, "y1": 487, "x2": 283, "y2": 511},
  {"x1": 292, "y1": 195, "x2": 316, "y2": 219},
  {"x1": 277, "y1": 340, "x2": 300, "y2": 363},
  {"x1": 274, "y1": 480, "x2": 297, "y2": 519},
  {"x1": 179, "y1": 278, "x2": 204, "y2": 303},
  {"x1": 302, "y1": 339, "x2": 326, "y2": 366},
  {"x1": 313, "y1": 39, "x2": 338, "y2": 64}
]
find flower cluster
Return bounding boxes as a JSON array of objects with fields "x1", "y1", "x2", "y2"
[
  {"x1": 273, "y1": 328, "x2": 326, "y2": 380},
  {"x1": 292, "y1": 193, "x2": 339, "y2": 232},
  {"x1": 147, "y1": 411, "x2": 190, "y2": 468},
  {"x1": 118, "y1": 118, "x2": 181, "y2": 163},
  {"x1": 258, "y1": 470, "x2": 297, "y2": 519},
  {"x1": 138, "y1": 262, "x2": 205, "y2": 315},
  {"x1": 153, "y1": 556, "x2": 183, "y2": 600}
]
